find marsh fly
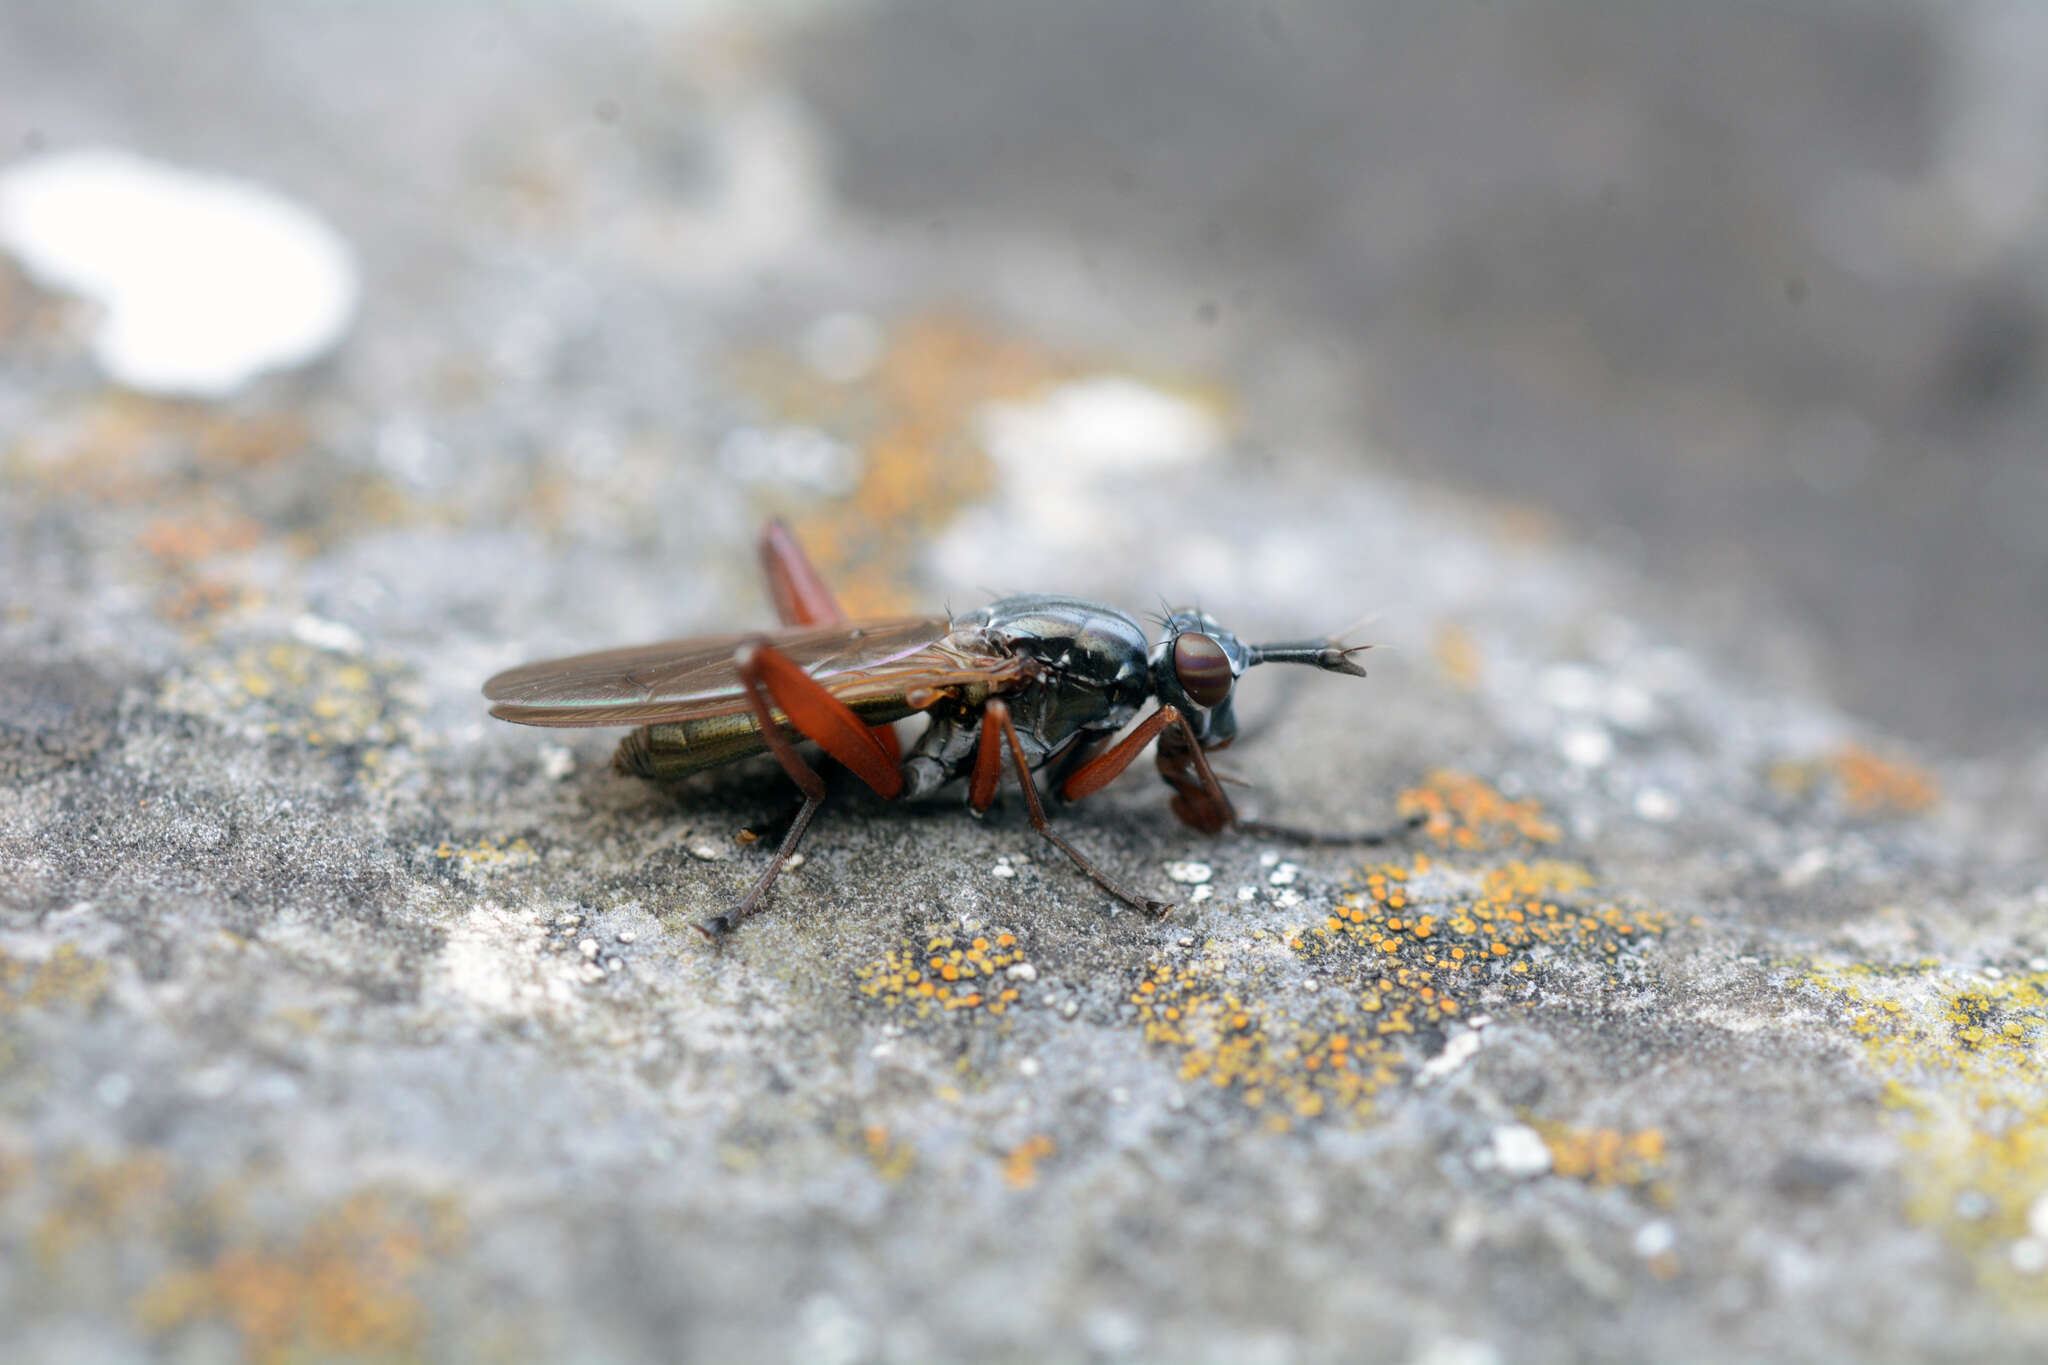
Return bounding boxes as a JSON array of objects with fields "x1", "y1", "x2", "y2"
[{"x1": 485, "y1": 521, "x2": 1409, "y2": 937}]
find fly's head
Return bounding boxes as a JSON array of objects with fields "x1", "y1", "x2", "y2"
[
  {"x1": 1151, "y1": 608, "x2": 1372, "y2": 749},
  {"x1": 1150, "y1": 610, "x2": 1251, "y2": 747}
]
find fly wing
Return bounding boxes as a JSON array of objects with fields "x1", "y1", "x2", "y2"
[{"x1": 484, "y1": 615, "x2": 1014, "y2": 728}]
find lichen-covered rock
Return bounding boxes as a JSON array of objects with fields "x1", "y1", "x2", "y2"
[{"x1": 4, "y1": 6, "x2": 2046, "y2": 1364}]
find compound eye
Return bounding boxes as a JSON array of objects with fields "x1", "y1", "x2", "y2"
[{"x1": 1172, "y1": 632, "x2": 1234, "y2": 710}]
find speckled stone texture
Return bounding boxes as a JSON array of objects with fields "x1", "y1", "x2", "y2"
[{"x1": 4, "y1": 4, "x2": 2048, "y2": 1363}]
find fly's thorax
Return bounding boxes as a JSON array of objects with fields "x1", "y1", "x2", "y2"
[{"x1": 959, "y1": 595, "x2": 1153, "y2": 750}]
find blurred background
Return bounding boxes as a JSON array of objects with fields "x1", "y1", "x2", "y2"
[{"x1": 4, "y1": 0, "x2": 2044, "y2": 756}]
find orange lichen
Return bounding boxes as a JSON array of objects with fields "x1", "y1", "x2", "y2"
[
  {"x1": 1397, "y1": 770, "x2": 1561, "y2": 849},
  {"x1": 1829, "y1": 744, "x2": 1938, "y2": 816},
  {"x1": 857, "y1": 933, "x2": 1030, "y2": 1022},
  {"x1": 136, "y1": 1190, "x2": 462, "y2": 1365},
  {"x1": 30, "y1": 1150, "x2": 173, "y2": 1268},
  {"x1": 736, "y1": 314, "x2": 1223, "y2": 616},
  {"x1": 859, "y1": 1125, "x2": 917, "y2": 1183},
  {"x1": 1002, "y1": 1136, "x2": 1057, "y2": 1189},
  {"x1": 137, "y1": 512, "x2": 265, "y2": 566}
]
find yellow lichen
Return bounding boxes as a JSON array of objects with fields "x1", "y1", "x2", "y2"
[
  {"x1": 1135, "y1": 835, "x2": 1665, "y2": 1126},
  {"x1": 1432, "y1": 622, "x2": 1484, "y2": 692},
  {"x1": 1803, "y1": 962, "x2": 2048, "y2": 1295},
  {"x1": 1536, "y1": 1121, "x2": 1668, "y2": 1187},
  {"x1": 430, "y1": 836, "x2": 539, "y2": 873},
  {"x1": 156, "y1": 640, "x2": 412, "y2": 753},
  {"x1": 0, "y1": 945, "x2": 110, "y2": 1014}
]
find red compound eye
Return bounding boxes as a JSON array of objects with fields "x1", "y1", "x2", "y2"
[{"x1": 1172, "y1": 632, "x2": 1234, "y2": 709}]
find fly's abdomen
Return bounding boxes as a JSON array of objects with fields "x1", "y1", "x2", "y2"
[
  {"x1": 613, "y1": 695, "x2": 923, "y2": 780},
  {"x1": 613, "y1": 715, "x2": 776, "y2": 779}
]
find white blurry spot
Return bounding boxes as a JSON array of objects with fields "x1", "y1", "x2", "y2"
[
  {"x1": 290, "y1": 614, "x2": 365, "y2": 655},
  {"x1": 938, "y1": 376, "x2": 1222, "y2": 582},
  {"x1": 0, "y1": 147, "x2": 357, "y2": 396},
  {"x1": 2030, "y1": 1193, "x2": 2048, "y2": 1241},
  {"x1": 980, "y1": 376, "x2": 1223, "y2": 475},
  {"x1": 1559, "y1": 723, "x2": 1613, "y2": 769},
  {"x1": 717, "y1": 425, "x2": 859, "y2": 496},
  {"x1": 1539, "y1": 664, "x2": 1603, "y2": 712},
  {"x1": 687, "y1": 842, "x2": 724, "y2": 862},
  {"x1": 797, "y1": 1293, "x2": 871, "y2": 1365},
  {"x1": 1236, "y1": 885, "x2": 1258, "y2": 903},
  {"x1": 1084, "y1": 1308, "x2": 1143, "y2": 1358},
  {"x1": 1190, "y1": 884, "x2": 1214, "y2": 903},
  {"x1": 2013, "y1": 1239, "x2": 2048, "y2": 1275},
  {"x1": 1781, "y1": 846, "x2": 1832, "y2": 889},
  {"x1": 1258, "y1": 850, "x2": 1281, "y2": 868},
  {"x1": 1407, "y1": 1339, "x2": 1501, "y2": 1365},
  {"x1": 375, "y1": 415, "x2": 445, "y2": 490},
  {"x1": 1275, "y1": 887, "x2": 1303, "y2": 909},
  {"x1": 1164, "y1": 860, "x2": 1213, "y2": 885},
  {"x1": 190, "y1": 1064, "x2": 236, "y2": 1100},
  {"x1": 95, "y1": 1072, "x2": 133, "y2": 1109},
  {"x1": 1490, "y1": 1123, "x2": 1552, "y2": 1178},
  {"x1": 1634, "y1": 788, "x2": 1678, "y2": 823},
  {"x1": 1603, "y1": 683, "x2": 1658, "y2": 732},
  {"x1": 1018, "y1": 1056, "x2": 1041, "y2": 1077},
  {"x1": 1416, "y1": 1028, "x2": 1483, "y2": 1085},
  {"x1": 802, "y1": 310, "x2": 882, "y2": 384},
  {"x1": 1006, "y1": 961, "x2": 1037, "y2": 982},
  {"x1": 992, "y1": 860, "x2": 1017, "y2": 880},
  {"x1": 538, "y1": 745, "x2": 576, "y2": 781},
  {"x1": 1267, "y1": 862, "x2": 1299, "y2": 887},
  {"x1": 1633, "y1": 1220, "x2": 1677, "y2": 1258},
  {"x1": 578, "y1": 938, "x2": 600, "y2": 960}
]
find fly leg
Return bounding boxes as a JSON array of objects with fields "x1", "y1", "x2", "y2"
[
  {"x1": 1059, "y1": 705, "x2": 1237, "y2": 835},
  {"x1": 1154, "y1": 721, "x2": 1421, "y2": 846},
  {"x1": 758, "y1": 518, "x2": 902, "y2": 762},
  {"x1": 978, "y1": 700, "x2": 1174, "y2": 918},
  {"x1": 696, "y1": 640, "x2": 905, "y2": 940}
]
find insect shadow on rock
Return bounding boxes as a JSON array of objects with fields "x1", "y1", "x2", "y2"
[{"x1": 484, "y1": 520, "x2": 1418, "y2": 938}]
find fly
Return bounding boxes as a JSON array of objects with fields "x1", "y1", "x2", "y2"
[{"x1": 484, "y1": 520, "x2": 1412, "y2": 937}]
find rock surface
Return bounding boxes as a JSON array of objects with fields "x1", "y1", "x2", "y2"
[{"x1": 3, "y1": 4, "x2": 2046, "y2": 1363}]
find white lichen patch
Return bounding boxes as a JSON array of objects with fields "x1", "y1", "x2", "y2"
[
  {"x1": 436, "y1": 901, "x2": 585, "y2": 1020},
  {"x1": 0, "y1": 147, "x2": 358, "y2": 395}
]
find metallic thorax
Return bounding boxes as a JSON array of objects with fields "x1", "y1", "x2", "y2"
[{"x1": 902, "y1": 594, "x2": 1158, "y2": 799}]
